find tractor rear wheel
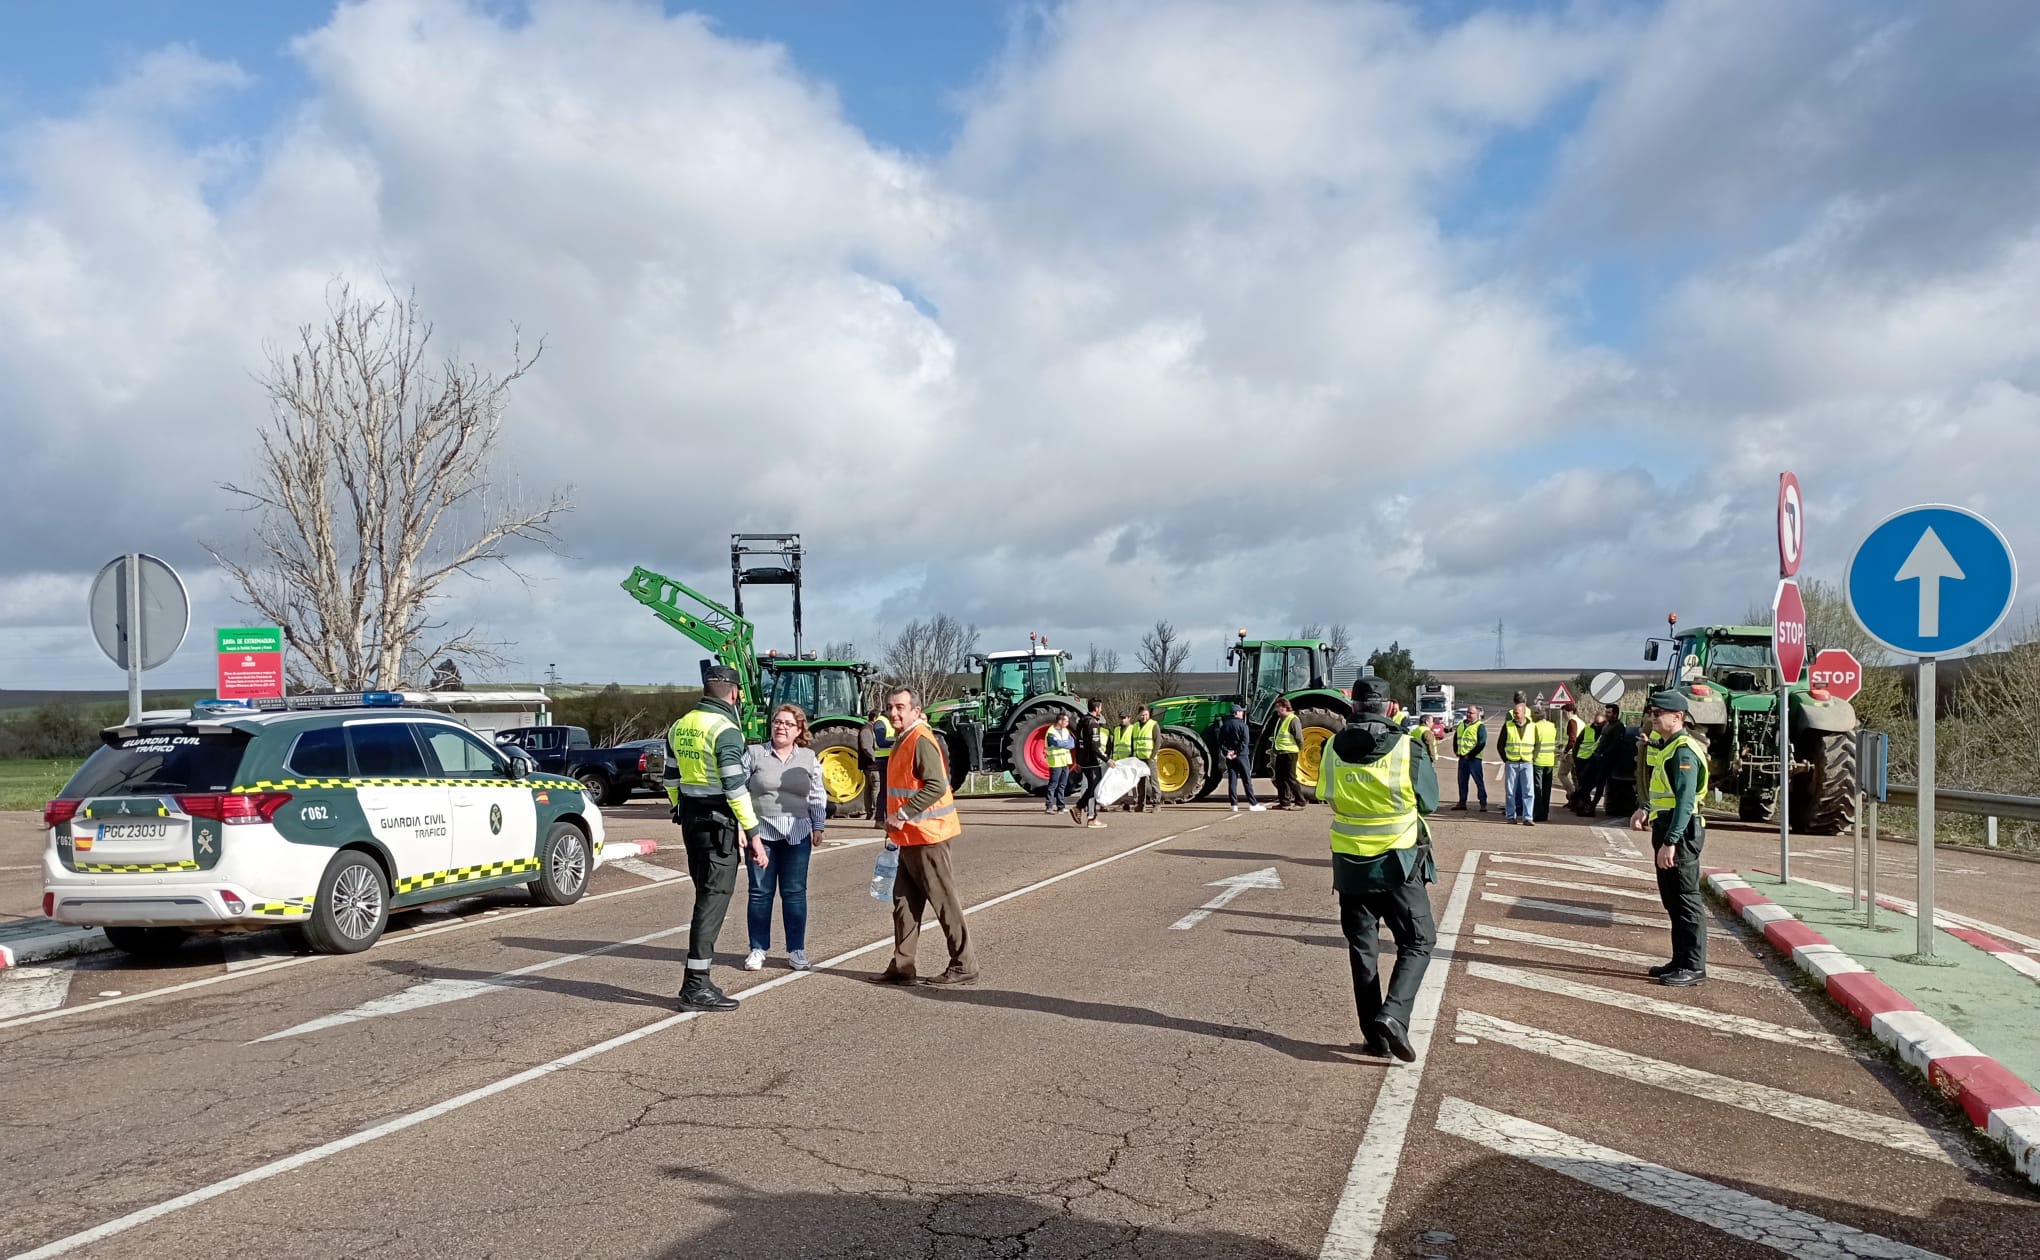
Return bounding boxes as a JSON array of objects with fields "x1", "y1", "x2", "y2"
[
  {"x1": 1790, "y1": 731, "x2": 1858, "y2": 836},
  {"x1": 1005, "y1": 705, "x2": 1079, "y2": 794},
  {"x1": 1290, "y1": 707, "x2": 1347, "y2": 793},
  {"x1": 810, "y1": 727, "x2": 866, "y2": 818},
  {"x1": 1153, "y1": 731, "x2": 1209, "y2": 804}
]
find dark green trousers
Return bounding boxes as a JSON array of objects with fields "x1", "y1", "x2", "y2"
[
  {"x1": 1653, "y1": 815, "x2": 1707, "y2": 971},
  {"x1": 679, "y1": 799, "x2": 742, "y2": 966},
  {"x1": 1339, "y1": 871, "x2": 1436, "y2": 1032}
]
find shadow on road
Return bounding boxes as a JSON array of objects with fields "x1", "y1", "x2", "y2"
[
  {"x1": 649, "y1": 1170, "x2": 1317, "y2": 1258},
  {"x1": 901, "y1": 982, "x2": 1353, "y2": 1063},
  {"x1": 366, "y1": 956, "x2": 671, "y2": 1010}
]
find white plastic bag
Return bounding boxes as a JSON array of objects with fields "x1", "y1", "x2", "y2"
[{"x1": 1094, "y1": 757, "x2": 1149, "y2": 807}]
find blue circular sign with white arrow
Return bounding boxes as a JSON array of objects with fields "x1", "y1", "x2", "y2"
[{"x1": 1847, "y1": 504, "x2": 2018, "y2": 657}]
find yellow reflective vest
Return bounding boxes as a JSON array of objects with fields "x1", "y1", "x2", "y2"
[
  {"x1": 1532, "y1": 720, "x2": 1560, "y2": 768},
  {"x1": 1454, "y1": 720, "x2": 1482, "y2": 757},
  {"x1": 1324, "y1": 738, "x2": 1423, "y2": 857},
  {"x1": 1647, "y1": 732, "x2": 1711, "y2": 818},
  {"x1": 1130, "y1": 719, "x2": 1158, "y2": 759},
  {"x1": 1271, "y1": 713, "x2": 1301, "y2": 753},
  {"x1": 670, "y1": 703, "x2": 759, "y2": 830},
  {"x1": 1502, "y1": 720, "x2": 1536, "y2": 763}
]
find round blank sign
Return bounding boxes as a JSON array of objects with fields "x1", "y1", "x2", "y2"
[
  {"x1": 88, "y1": 554, "x2": 190, "y2": 671},
  {"x1": 1590, "y1": 671, "x2": 1626, "y2": 705}
]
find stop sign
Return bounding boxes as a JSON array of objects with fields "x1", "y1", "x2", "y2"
[
  {"x1": 1773, "y1": 580, "x2": 1808, "y2": 685},
  {"x1": 1810, "y1": 648, "x2": 1863, "y2": 701}
]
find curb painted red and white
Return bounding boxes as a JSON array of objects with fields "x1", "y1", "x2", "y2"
[{"x1": 1704, "y1": 869, "x2": 2040, "y2": 1187}]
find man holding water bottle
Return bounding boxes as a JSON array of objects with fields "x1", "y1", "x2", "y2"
[{"x1": 875, "y1": 687, "x2": 978, "y2": 986}]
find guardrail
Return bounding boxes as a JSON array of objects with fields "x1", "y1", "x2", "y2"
[{"x1": 1887, "y1": 783, "x2": 2040, "y2": 846}]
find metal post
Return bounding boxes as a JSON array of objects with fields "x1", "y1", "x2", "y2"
[
  {"x1": 124, "y1": 552, "x2": 143, "y2": 725},
  {"x1": 1987, "y1": 816, "x2": 1999, "y2": 848},
  {"x1": 1851, "y1": 791, "x2": 1863, "y2": 909},
  {"x1": 1866, "y1": 798, "x2": 1879, "y2": 929},
  {"x1": 1917, "y1": 657, "x2": 1936, "y2": 957},
  {"x1": 1779, "y1": 681, "x2": 1791, "y2": 884}
]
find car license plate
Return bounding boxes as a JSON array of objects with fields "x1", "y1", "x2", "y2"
[{"x1": 99, "y1": 823, "x2": 170, "y2": 841}]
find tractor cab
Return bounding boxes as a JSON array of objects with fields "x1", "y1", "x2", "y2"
[
  {"x1": 1644, "y1": 624, "x2": 1783, "y2": 698},
  {"x1": 1227, "y1": 634, "x2": 1327, "y2": 724},
  {"x1": 758, "y1": 652, "x2": 868, "y2": 728}
]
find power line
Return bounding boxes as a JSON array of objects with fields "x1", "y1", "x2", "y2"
[{"x1": 1494, "y1": 619, "x2": 1507, "y2": 669}]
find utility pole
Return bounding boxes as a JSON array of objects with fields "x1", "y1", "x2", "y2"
[{"x1": 1493, "y1": 620, "x2": 1507, "y2": 669}]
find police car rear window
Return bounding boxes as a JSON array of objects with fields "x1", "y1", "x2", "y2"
[
  {"x1": 348, "y1": 723, "x2": 429, "y2": 777},
  {"x1": 287, "y1": 727, "x2": 349, "y2": 777},
  {"x1": 63, "y1": 731, "x2": 251, "y2": 797}
]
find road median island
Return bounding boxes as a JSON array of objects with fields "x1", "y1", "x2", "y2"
[{"x1": 1704, "y1": 868, "x2": 2040, "y2": 1188}]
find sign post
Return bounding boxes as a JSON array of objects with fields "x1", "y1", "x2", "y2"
[
  {"x1": 1772, "y1": 579, "x2": 1808, "y2": 883},
  {"x1": 1847, "y1": 505, "x2": 2018, "y2": 959},
  {"x1": 217, "y1": 628, "x2": 286, "y2": 700},
  {"x1": 87, "y1": 553, "x2": 191, "y2": 724}
]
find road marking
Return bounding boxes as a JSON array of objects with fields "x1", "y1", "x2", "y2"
[
  {"x1": 1593, "y1": 826, "x2": 1644, "y2": 859},
  {"x1": 1480, "y1": 892, "x2": 1732, "y2": 938},
  {"x1": 10, "y1": 822, "x2": 1217, "y2": 1259},
  {"x1": 1486, "y1": 872, "x2": 1664, "y2": 904},
  {"x1": 1469, "y1": 923, "x2": 1770, "y2": 988},
  {"x1": 1455, "y1": 1010, "x2": 1974, "y2": 1168},
  {"x1": 1170, "y1": 867, "x2": 1284, "y2": 930},
  {"x1": 1317, "y1": 849, "x2": 1482, "y2": 1260},
  {"x1": 1434, "y1": 1098, "x2": 1952, "y2": 1259},
  {"x1": 1465, "y1": 962, "x2": 1851, "y2": 1057},
  {"x1": 1490, "y1": 854, "x2": 1652, "y2": 881},
  {"x1": 1791, "y1": 876, "x2": 2040, "y2": 953},
  {"x1": 220, "y1": 939, "x2": 300, "y2": 973},
  {"x1": 608, "y1": 856, "x2": 682, "y2": 883},
  {"x1": 0, "y1": 963, "x2": 73, "y2": 1019},
  {"x1": 255, "y1": 920, "x2": 696, "y2": 1042}
]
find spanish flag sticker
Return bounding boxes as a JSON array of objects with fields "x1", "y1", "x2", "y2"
[{"x1": 535, "y1": 792, "x2": 550, "y2": 803}]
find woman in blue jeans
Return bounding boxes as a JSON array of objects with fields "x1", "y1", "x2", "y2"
[
  {"x1": 1044, "y1": 711, "x2": 1075, "y2": 812},
  {"x1": 743, "y1": 704, "x2": 827, "y2": 971}
]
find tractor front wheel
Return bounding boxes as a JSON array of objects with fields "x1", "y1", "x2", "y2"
[
  {"x1": 1154, "y1": 731, "x2": 1209, "y2": 804},
  {"x1": 810, "y1": 727, "x2": 867, "y2": 817},
  {"x1": 1290, "y1": 707, "x2": 1347, "y2": 793}
]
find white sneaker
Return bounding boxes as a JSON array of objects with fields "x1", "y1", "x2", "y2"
[
  {"x1": 1248, "y1": 804, "x2": 1267, "y2": 813},
  {"x1": 788, "y1": 950, "x2": 811, "y2": 971},
  {"x1": 1230, "y1": 805, "x2": 1241, "y2": 813},
  {"x1": 742, "y1": 949, "x2": 766, "y2": 971}
]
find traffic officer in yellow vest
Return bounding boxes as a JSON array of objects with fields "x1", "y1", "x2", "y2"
[
  {"x1": 1269, "y1": 698, "x2": 1306, "y2": 809},
  {"x1": 1630, "y1": 691, "x2": 1710, "y2": 986},
  {"x1": 1500, "y1": 702, "x2": 1537, "y2": 824},
  {"x1": 1129, "y1": 704, "x2": 1161, "y2": 812},
  {"x1": 1316, "y1": 678, "x2": 1438, "y2": 1062},
  {"x1": 1568, "y1": 707, "x2": 1603, "y2": 816},
  {"x1": 861, "y1": 705, "x2": 895, "y2": 829},
  {"x1": 1530, "y1": 704, "x2": 1560, "y2": 823},
  {"x1": 669, "y1": 663, "x2": 767, "y2": 1012}
]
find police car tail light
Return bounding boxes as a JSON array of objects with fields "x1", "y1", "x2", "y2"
[
  {"x1": 43, "y1": 892, "x2": 56, "y2": 918},
  {"x1": 220, "y1": 890, "x2": 246, "y2": 913},
  {"x1": 43, "y1": 799, "x2": 80, "y2": 828},
  {"x1": 177, "y1": 792, "x2": 294, "y2": 824}
]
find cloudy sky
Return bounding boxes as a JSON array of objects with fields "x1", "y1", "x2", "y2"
[{"x1": 3, "y1": 0, "x2": 2036, "y2": 691}]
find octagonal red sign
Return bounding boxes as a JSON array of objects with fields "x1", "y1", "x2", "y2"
[{"x1": 1773, "y1": 580, "x2": 1808, "y2": 685}]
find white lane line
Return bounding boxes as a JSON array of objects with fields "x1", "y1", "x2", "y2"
[
  {"x1": 0, "y1": 963, "x2": 74, "y2": 1020},
  {"x1": 1469, "y1": 924, "x2": 1769, "y2": 989},
  {"x1": 255, "y1": 920, "x2": 695, "y2": 1042},
  {"x1": 1489, "y1": 854, "x2": 1653, "y2": 882},
  {"x1": 1455, "y1": 1010, "x2": 1974, "y2": 1169},
  {"x1": 1434, "y1": 1098, "x2": 1952, "y2": 1259},
  {"x1": 1487, "y1": 872, "x2": 1664, "y2": 904},
  {"x1": 1317, "y1": 849, "x2": 1482, "y2": 1260},
  {"x1": 1593, "y1": 826, "x2": 1644, "y2": 859},
  {"x1": 11, "y1": 822, "x2": 1217, "y2": 1260},
  {"x1": 1480, "y1": 893, "x2": 1732, "y2": 938},
  {"x1": 608, "y1": 856, "x2": 682, "y2": 883},
  {"x1": 1465, "y1": 962, "x2": 1851, "y2": 1057}
]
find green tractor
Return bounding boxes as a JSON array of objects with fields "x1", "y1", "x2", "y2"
[
  {"x1": 926, "y1": 635, "x2": 1085, "y2": 795},
  {"x1": 1145, "y1": 631, "x2": 1355, "y2": 804},
  {"x1": 1643, "y1": 616, "x2": 1859, "y2": 834},
  {"x1": 621, "y1": 565, "x2": 878, "y2": 816}
]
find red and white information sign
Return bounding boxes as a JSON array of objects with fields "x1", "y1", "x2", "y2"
[
  {"x1": 1809, "y1": 648, "x2": 1863, "y2": 701},
  {"x1": 1548, "y1": 682, "x2": 1575, "y2": 707},
  {"x1": 1772, "y1": 581, "x2": 1808, "y2": 685},
  {"x1": 1777, "y1": 472, "x2": 1804, "y2": 578},
  {"x1": 217, "y1": 627, "x2": 284, "y2": 700}
]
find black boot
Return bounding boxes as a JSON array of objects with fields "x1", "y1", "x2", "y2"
[{"x1": 679, "y1": 971, "x2": 739, "y2": 1012}]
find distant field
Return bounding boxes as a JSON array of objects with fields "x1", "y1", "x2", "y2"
[{"x1": 0, "y1": 759, "x2": 81, "y2": 811}]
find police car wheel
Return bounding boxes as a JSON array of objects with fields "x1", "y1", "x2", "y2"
[
  {"x1": 304, "y1": 850, "x2": 390, "y2": 955},
  {"x1": 103, "y1": 925, "x2": 190, "y2": 958},
  {"x1": 531, "y1": 821, "x2": 591, "y2": 906}
]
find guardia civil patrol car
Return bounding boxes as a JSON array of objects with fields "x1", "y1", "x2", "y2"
[{"x1": 41, "y1": 692, "x2": 607, "y2": 958}]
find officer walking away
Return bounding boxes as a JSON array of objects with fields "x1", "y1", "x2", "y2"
[
  {"x1": 1631, "y1": 691, "x2": 1709, "y2": 986},
  {"x1": 1130, "y1": 704, "x2": 1162, "y2": 813},
  {"x1": 1500, "y1": 701, "x2": 1536, "y2": 825},
  {"x1": 1067, "y1": 700, "x2": 1110, "y2": 829},
  {"x1": 1318, "y1": 678, "x2": 1438, "y2": 1062},
  {"x1": 1216, "y1": 704, "x2": 1266, "y2": 813},
  {"x1": 1530, "y1": 704, "x2": 1560, "y2": 823},
  {"x1": 1450, "y1": 705, "x2": 1488, "y2": 812},
  {"x1": 861, "y1": 704, "x2": 894, "y2": 829},
  {"x1": 1595, "y1": 708, "x2": 1640, "y2": 818},
  {"x1": 1269, "y1": 698, "x2": 1307, "y2": 810},
  {"x1": 879, "y1": 687, "x2": 979, "y2": 986},
  {"x1": 1570, "y1": 707, "x2": 1607, "y2": 816},
  {"x1": 669, "y1": 663, "x2": 766, "y2": 1013}
]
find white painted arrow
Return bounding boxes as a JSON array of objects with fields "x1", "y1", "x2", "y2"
[
  {"x1": 1895, "y1": 526, "x2": 1964, "y2": 639},
  {"x1": 1169, "y1": 866, "x2": 1283, "y2": 930}
]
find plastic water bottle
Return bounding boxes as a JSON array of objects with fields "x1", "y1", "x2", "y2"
[{"x1": 870, "y1": 841, "x2": 900, "y2": 901}]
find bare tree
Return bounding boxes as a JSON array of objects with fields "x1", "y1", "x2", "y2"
[
  {"x1": 1138, "y1": 620, "x2": 1191, "y2": 697},
  {"x1": 819, "y1": 640, "x2": 858, "y2": 662},
  {"x1": 207, "y1": 284, "x2": 570, "y2": 690},
  {"x1": 881, "y1": 614, "x2": 980, "y2": 707},
  {"x1": 1080, "y1": 643, "x2": 1121, "y2": 676},
  {"x1": 1325, "y1": 622, "x2": 1352, "y2": 670}
]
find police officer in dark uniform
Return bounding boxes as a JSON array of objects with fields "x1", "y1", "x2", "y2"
[
  {"x1": 1317, "y1": 678, "x2": 1438, "y2": 1061},
  {"x1": 1630, "y1": 690, "x2": 1709, "y2": 987},
  {"x1": 668, "y1": 663, "x2": 766, "y2": 1012}
]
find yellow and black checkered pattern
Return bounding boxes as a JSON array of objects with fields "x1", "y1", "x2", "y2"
[
  {"x1": 80, "y1": 803, "x2": 170, "y2": 819},
  {"x1": 75, "y1": 860, "x2": 202, "y2": 874},
  {"x1": 233, "y1": 777, "x2": 584, "y2": 792},
  {"x1": 249, "y1": 898, "x2": 314, "y2": 917},
  {"x1": 394, "y1": 856, "x2": 540, "y2": 894}
]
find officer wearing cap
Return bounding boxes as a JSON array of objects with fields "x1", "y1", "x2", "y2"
[
  {"x1": 1631, "y1": 690, "x2": 1709, "y2": 986},
  {"x1": 1317, "y1": 677, "x2": 1438, "y2": 1061},
  {"x1": 668, "y1": 662, "x2": 766, "y2": 1012}
]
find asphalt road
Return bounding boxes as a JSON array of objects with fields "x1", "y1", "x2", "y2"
[{"x1": 3, "y1": 790, "x2": 2036, "y2": 1258}]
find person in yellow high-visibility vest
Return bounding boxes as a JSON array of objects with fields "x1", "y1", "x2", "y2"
[
  {"x1": 1500, "y1": 701, "x2": 1537, "y2": 824},
  {"x1": 668, "y1": 663, "x2": 765, "y2": 1013},
  {"x1": 1316, "y1": 677, "x2": 1437, "y2": 1062},
  {"x1": 1111, "y1": 713, "x2": 1139, "y2": 811},
  {"x1": 1129, "y1": 705, "x2": 1162, "y2": 812},
  {"x1": 1630, "y1": 691, "x2": 1710, "y2": 987},
  {"x1": 1269, "y1": 697, "x2": 1306, "y2": 809},
  {"x1": 1530, "y1": 705, "x2": 1560, "y2": 823}
]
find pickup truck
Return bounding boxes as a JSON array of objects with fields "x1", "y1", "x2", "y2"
[{"x1": 492, "y1": 725, "x2": 664, "y2": 807}]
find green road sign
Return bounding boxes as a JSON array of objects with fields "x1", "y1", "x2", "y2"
[{"x1": 217, "y1": 627, "x2": 283, "y2": 654}]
